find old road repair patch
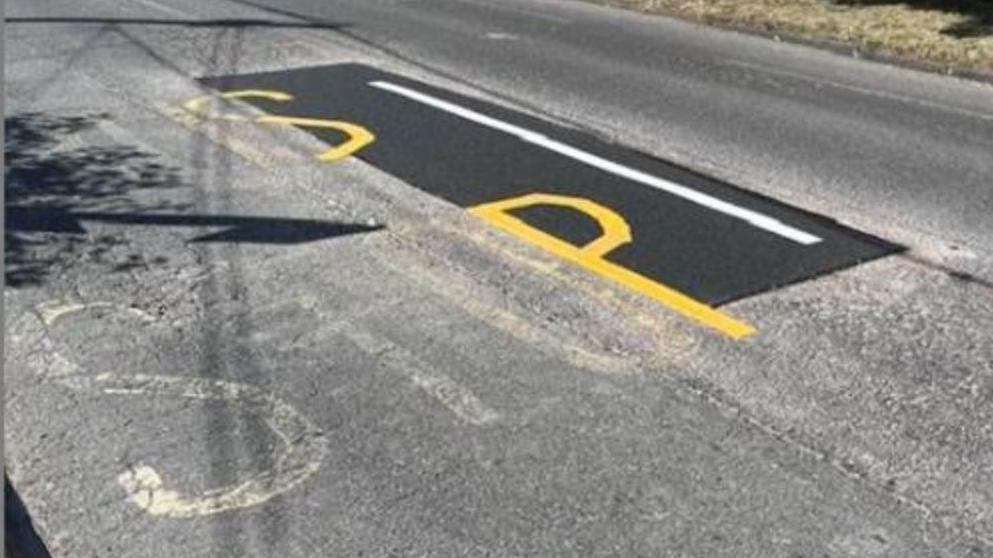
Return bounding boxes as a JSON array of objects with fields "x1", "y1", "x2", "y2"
[{"x1": 197, "y1": 64, "x2": 899, "y2": 338}]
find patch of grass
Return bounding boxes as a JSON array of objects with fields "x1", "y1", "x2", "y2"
[{"x1": 587, "y1": 0, "x2": 993, "y2": 74}]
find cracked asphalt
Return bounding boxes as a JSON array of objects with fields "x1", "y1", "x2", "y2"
[{"x1": 4, "y1": 0, "x2": 993, "y2": 556}]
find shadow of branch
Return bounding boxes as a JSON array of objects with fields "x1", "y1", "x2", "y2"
[{"x1": 5, "y1": 112, "x2": 382, "y2": 288}]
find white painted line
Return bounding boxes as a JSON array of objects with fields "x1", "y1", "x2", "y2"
[{"x1": 368, "y1": 80, "x2": 822, "y2": 245}]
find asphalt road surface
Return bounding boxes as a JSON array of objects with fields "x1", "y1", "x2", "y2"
[{"x1": 4, "y1": 0, "x2": 993, "y2": 556}]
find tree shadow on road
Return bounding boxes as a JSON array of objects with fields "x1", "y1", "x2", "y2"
[
  {"x1": 834, "y1": 0, "x2": 993, "y2": 38},
  {"x1": 5, "y1": 112, "x2": 190, "y2": 287},
  {"x1": 5, "y1": 112, "x2": 382, "y2": 287}
]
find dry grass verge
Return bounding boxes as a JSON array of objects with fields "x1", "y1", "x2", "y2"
[{"x1": 586, "y1": 0, "x2": 993, "y2": 76}]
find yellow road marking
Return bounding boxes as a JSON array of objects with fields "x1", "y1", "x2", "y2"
[
  {"x1": 475, "y1": 193, "x2": 633, "y2": 258},
  {"x1": 178, "y1": 88, "x2": 749, "y2": 337},
  {"x1": 182, "y1": 89, "x2": 294, "y2": 120},
  {"x1": 257, "y1": 115, "x2": 375, "y2": 162},
  {"x1": 470, "y1": 193, "x2": 756, "y2": 339},
  {"x1": 181, "y1": 89, "x2": 375, "y2": 161}
]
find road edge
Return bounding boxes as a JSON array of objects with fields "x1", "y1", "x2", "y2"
[{"x1": 574, "y1": 0, "x2": 993, "y2": 84}]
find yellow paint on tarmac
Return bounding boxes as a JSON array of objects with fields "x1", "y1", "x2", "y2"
[
  {"x1": 182, "y1": 89, "x2": 375, "y2": 161},
  {"x1": 256, "y1": 115, "x2": 375, "y2": 162},
  {"x1": 182, "y1": 89, "x2": 294, "y2": 120},
  {"x1": 470, "y1": 193, "x2": 756, "y2": 339},
  {"x1": 177, "y1": 86, "x2": 750, "y2": 338}
]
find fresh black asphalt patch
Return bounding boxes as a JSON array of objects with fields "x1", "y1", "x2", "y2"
[{"x1": 200, "y1": 64, "x2": 899, "y2": 306}]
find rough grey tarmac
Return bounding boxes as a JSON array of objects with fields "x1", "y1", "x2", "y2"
[{"x1": 4, "y1": 0, "x2": 993, "y2": 556}]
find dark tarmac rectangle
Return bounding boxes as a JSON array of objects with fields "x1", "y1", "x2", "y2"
[{"x1": 201, "y1": 64, "x2": 898, "y2": 305}]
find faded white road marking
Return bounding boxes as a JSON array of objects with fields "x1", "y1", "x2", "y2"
[
  {"x1": 408, "y1": 370, "x2": 500, "y2": 425},
  {"x1": 485, "y1": 32, "x2": 519, "y2": 41},
  {"x1": 342, "y1": 328, "x2": 501, "y2": 426},
  {"x1": 13, "y1": 300, "x2": 328, "y2": 517},
  {"x1": 460, "y1": 0, "x2": 572, "y2": 24},
  {"x1": 36, "y1": 299, "x2": 155, "y2": 327},
  {"x1": 64, "y1": 372, "x2": 327, "y2": 519},
  {"x1": 368, "y1": 80, "x2": 821, "y2": 245},
  {"x1": 726, "y1": 59, "x2": 993, "y2": 125}
]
